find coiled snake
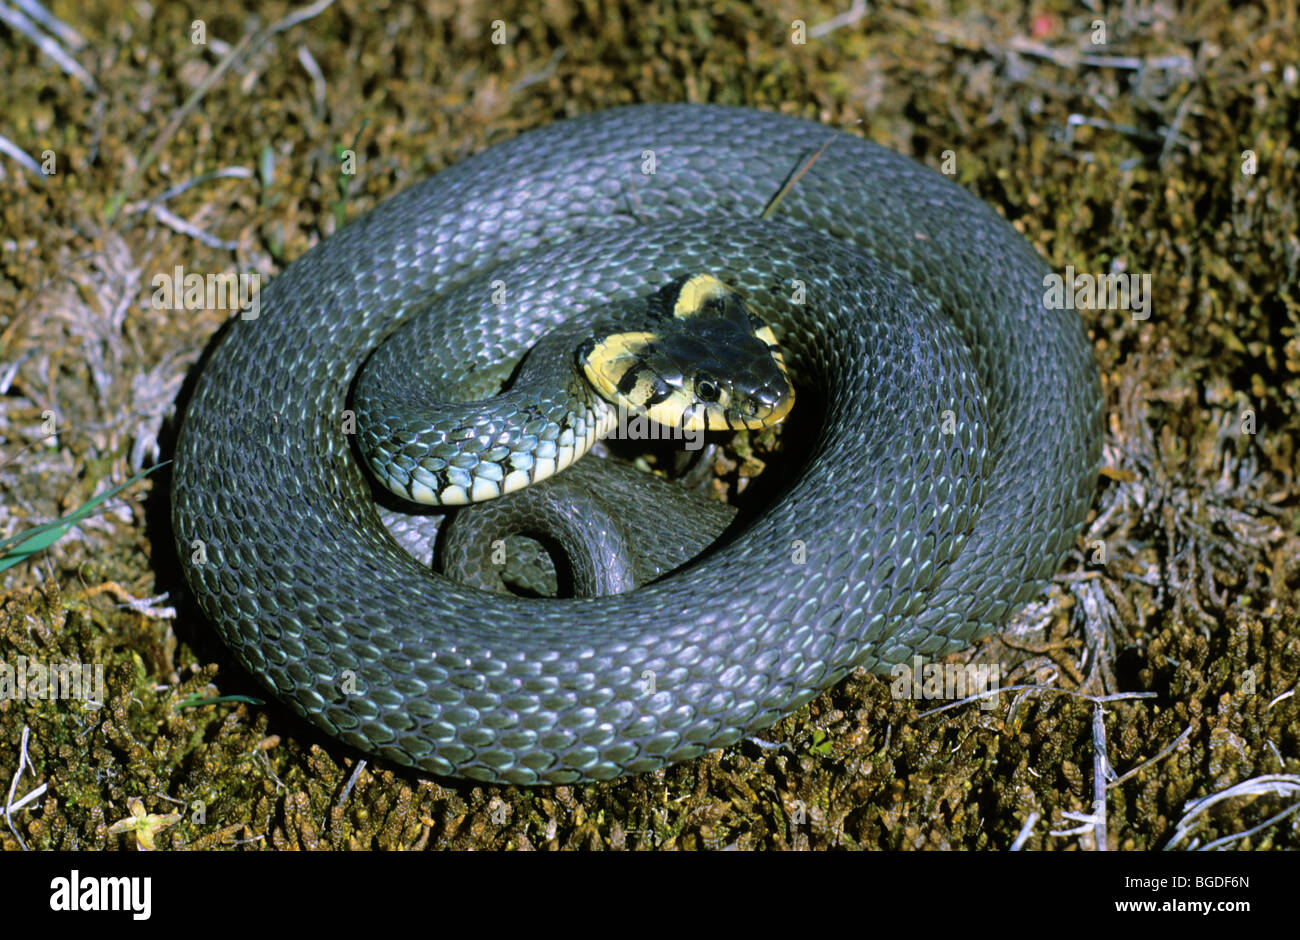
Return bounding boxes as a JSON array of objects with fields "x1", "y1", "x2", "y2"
[{"x1": 172, "y1": 104, "x2": 1103, "y2": 784}]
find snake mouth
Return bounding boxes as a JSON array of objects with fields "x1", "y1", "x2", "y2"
[
  {"x1": 674, "y1": 384, "x2": 795, "y2": 432},
  {"x1": 581, "y1": 273, "x2": 796, "y2": 434}
]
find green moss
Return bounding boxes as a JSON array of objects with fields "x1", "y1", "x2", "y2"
[{"x1": 1, "y1": 0, "x2": 1296, "y2": 850}]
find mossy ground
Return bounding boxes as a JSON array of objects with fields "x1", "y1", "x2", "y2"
[{"x1": 1, "y1": 0, "x2": 1297, "y2": 850}]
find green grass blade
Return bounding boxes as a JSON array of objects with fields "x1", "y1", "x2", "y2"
[{"x1": 0, "y1": 462, "x2": 169, "y2": 572}]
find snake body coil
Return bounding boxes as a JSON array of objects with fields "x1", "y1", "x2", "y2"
[{"x1": 172, "y1": 104, "x2": 1103, "y2": 784}]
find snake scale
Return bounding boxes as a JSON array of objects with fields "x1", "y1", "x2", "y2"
[{"x1": 172, "y1": 104, "x2": 1103, "y2": 785}]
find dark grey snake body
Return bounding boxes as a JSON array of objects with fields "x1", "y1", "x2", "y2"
[{"x1": 172, "y1": 104, "x2": 1103, "y2": 784}]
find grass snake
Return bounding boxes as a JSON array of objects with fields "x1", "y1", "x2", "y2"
[{"x1": 172, "y1": 104, "x2": 1104, "y2": 785}]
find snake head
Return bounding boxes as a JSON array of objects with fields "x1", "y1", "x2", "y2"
[{"x1": 581, "y1": 274, "x2": 795, "y2": 432}]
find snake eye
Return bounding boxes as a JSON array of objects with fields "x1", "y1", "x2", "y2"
[{"x1": 695, "y1": 375, "x2": 720, "y2": 403}]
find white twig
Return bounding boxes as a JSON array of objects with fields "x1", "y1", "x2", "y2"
[
  {"x1": 1089, "y1": 703, "x2": 1114, "y2": 850},
  {"x1": 0, "y1": 0, "x2": 97, "y2": 91},
  {"x1": 1010, "y1": 811, "x2": 1040, "y2": 850},
  {"x1": 1107, "y1": 723, "x2": 1194, "y2": 789},
  {"x1": 4, "y1": 726, "x2": 41, "y2": 851},
  {"x1": 0, "y1": 133, "x2": 45, "y2": 178},
  {"x1": 1006, "y1": 37, "x2": 1193, "y2": 74},
  {"x1": 336, "y1": 759, "x2": 366, "y2": 809},
  {"x1": 270, "y1": 0, "x2": 336, "y2": 33},
  {"x1": 124, "y1": 166, "x2": 253, "y2": 214},
  {"x1": 1165, "y1": 775, "x2": 1300, "y2": 850},
  {"x1": 146, "y1": 204, "x2": 240, "y2": 251},
  {"x1": 113, "y1": 591, "x2": 178, "y2": 619},
  {"x1": 508, "y1": 47, "x2": 567, "y2": 94},
  {"x1": 809, "y1": 0, "x2": 869, "y2": 39},
  {"x1": 1197, "y1": 801, "x2": 1300, "y2": 851},
  {"x1": 1050, "y1": 809, "x2": 1105, "y2": 837},
  {"x1": 11, "y1": 0, "x2": 86, "y2": 48},
  {"x1": 917, "y1": 683, "x2": 1154, "y2": 718},
  {"x1": 297, "y1": 45, "x2": 327, "y2": 115},
  {"x1": 5, "y1": 782, "x2": 48, "y2": 815}
]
